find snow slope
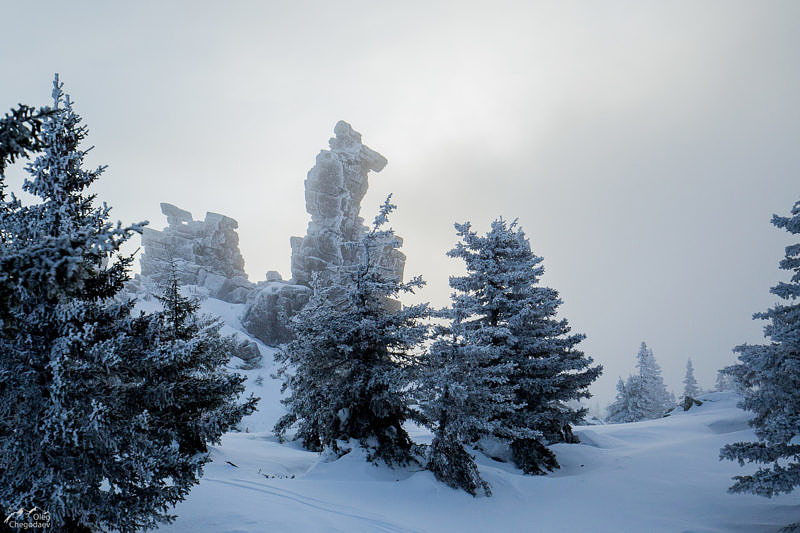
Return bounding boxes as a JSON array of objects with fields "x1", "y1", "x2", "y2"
[{"x1": 153, "y1": 297, "x2": 800, "y2": 532}]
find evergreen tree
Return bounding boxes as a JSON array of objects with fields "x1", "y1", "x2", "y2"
[
  {"x1": 626, "y1": 342, "x2": 674, "y2": 420},
  {"x1": 715, "y1": 368, "x2": 738, "y2": 392},
  {"x1": 150, "y1": 260, "x2": 259, "y2": 462},
  {"x1": 274, "y1": 196, "x2": 429, "y2": 466},
  {"x1": 608, "y1": 343, "x2": 674, "y2": 423},
  {"x1": 0, "y1": 103, "x2": 53, "y2": 176},
  {"x1": 156, "y1": 260, "x2": 199, "y2": 339},
  {"x1": 435, "y1": 218, "x2": 601, "y2": 476},
  {"x1": 418, "y1": 309, "x2": 514, "y2": 496},
  {"x1": 720, "y1": 199, "x2": 800, "y2": 498},
  {"x1": 682, "y1": 358, "x2": 700, "y2": 400},
  {"x1": 606, "y1": 377, "x2": 634, "y2": 423},
  {"x1": 0, "y1": 76, "x2": 256, "y2": 532}
]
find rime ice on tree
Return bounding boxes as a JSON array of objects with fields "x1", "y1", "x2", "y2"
[
  {"x1": 606, "y1": 342, "x2": 674, "y2": 422},
  {"x1": 0, "y1": 76, "x2": 256, "y2": 532},
  {"x1": 422, "y1": 218, "x2": 600, "y2": 487},
  {"x1": 682, "y1": 358, "x2": 700, "y2": 400},
  {"x1": 721, "y1": 199, "x2": 800, "y2": 498},
  {"x1": 275, "y1": 197, "x2": 428, "y2": 466},
  {"x1": 607, "y1": 377, "x2": 634, "y2": 423}
]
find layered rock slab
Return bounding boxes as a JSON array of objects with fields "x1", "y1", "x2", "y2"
[
  {"x1": 290, "y1": 120, "x2": 405, "y2": 286},
  {"x1": 138, "y1": 203, "x2": 253, "y2": 303},
  {"x1": 135, "y1": 121, "x2": 404, "y2": 349}
]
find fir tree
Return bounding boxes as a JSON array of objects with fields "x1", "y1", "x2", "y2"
[
  {"x1": 0, "y1": 103, "x2": 53, "y2": 176},
  {"x1": 715, "y1": 368, "x2": 738, "y2": 392},
  {"x1": 436, "y1": 218, "x2": 601, "y2": 476},
  {"x1": 274, "y1": 196, "x2": 429, "y2": 466},
  {"x1": 606, "y1": 377, "x2": 633, "y2": 423},
  {"x1": 720, "y1": 199, "x2": 800, "y2": 498},
  {"x1": 156, "y1": 259, "x2": 198, "y2": 339},
  {"x1": 150, "y1": 260, "x2": 259, "y2": 460},
  {"x1": 682, "y1": 358, "x2": 700, "y2": 401},
  {"x1": 607, "y1": 343, "x2": 674, "y2": 423},
  {"x1": 418, "y1": 311, "x2": 512, "y2": 496},
  {"x1": 0, "y1": 76, "x2": 256, "y2": 532},
  {"x1": 626, "y1": 342, "x2": 674, "y2": 420}
]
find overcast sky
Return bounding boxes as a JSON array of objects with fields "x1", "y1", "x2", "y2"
[{"x1": 3, "y1": 1, "x2": 799, "y2": 406}]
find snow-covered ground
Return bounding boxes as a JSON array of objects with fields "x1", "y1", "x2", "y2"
[{"x1": 153, "y1": 296, "x2": 800, "y2": 532}]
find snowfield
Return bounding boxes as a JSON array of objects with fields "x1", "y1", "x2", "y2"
[{"x1": 151, "y1": 297, "x2": 800, "y2": 533}]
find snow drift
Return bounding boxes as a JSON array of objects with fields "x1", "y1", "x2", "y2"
[{"x1": 146, "y1": 294, "x2": 800, "y2": 533}]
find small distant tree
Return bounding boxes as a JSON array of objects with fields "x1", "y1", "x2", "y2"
[
  {"x1": 609, "y1": 343, "x2": 674, "y2": 423},
  {"x1": 0, "y1": 76, "x2": 256, "y2": 532},
  {"x1": 626, "y1": 342, "x2": 675, "y2": 420},
  {"x1": 720, "y1": 199, "x2": 800, "y2": 498},
  {"x1": 715, "y1": 368, "x2": 738, "y2": 392},
  {"x1": 274, "y1": 196, "x2": 429, "y2": 466},
  {"x1": 682, "y1": 358, "x2": 700, "y2": 400},
  {"x1": 156, "y1": 260, "x2": 198, "y2": 338},
  {"x1": 425, "y1": 218, "x2": 601, "y2": 481},
  {"x1": 606, "y1": 377, "x2": 633, "y2": 423}
]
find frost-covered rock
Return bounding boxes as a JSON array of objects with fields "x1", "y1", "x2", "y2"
[
  {"x1": 290, "y1": 120, "x2": 405, "y2": 285},
  {"x1": 138, "y1": 203, "x2": 253, "y2": 303},
  {"x1": 233, "y1": 339, "x2": 263, "y2": 370},
  {"x1": 137, "y1": 122, "x2": 406, "y2": 346},
  {"x1": 241, "y1": 282, "x2": 312, "y2": 346}
]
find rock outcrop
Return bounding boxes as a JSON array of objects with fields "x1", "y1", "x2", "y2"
[
  {"x1": 138, "y1": 203, "x2": 253, "y2": 303},
  {"x1": 241, "y1": 281, "x2": 312, "y2": 346},
  {"x1": 134, "y1": 122, "x2": 403, "y2": 349},
  {"x1": 232, "y1": 339, "x2": 263, "y2": 370},
  {"x1": 290, "y1": 120, "x2": 405, "y2": 285}
]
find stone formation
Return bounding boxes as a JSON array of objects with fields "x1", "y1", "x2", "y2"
[{"x1": 135, "y1": 121, "x2": 402, "y2": 348}]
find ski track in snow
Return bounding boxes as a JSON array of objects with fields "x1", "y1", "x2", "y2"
[{"x1": 204, "y1": 477, "x2": 425, "y2": 533}]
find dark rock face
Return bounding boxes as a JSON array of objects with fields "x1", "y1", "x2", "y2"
[
  {"x1": 241, "y1": 282, "x2": 312, "y2": 346},
  {"x1": 682, "y1": 396, "x2": 703, "y2": 411},
  {"x1": 233, "y1": 339, "x2": 263, "y2": 370}
]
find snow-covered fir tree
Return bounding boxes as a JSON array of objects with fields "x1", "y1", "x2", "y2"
[
  {"x1": 274, "y1": 196, "x2": 429, "y2": 466},
  {"x1": 626, "y1": 342, "x2": 675, "y2": 420},
  {"x1": 418, "y1": 310, "x2": 514, "y2": 496},
  {"x1": 431, "y1": 218, "x2": 601, "y2": 477},
  {"x1": 0, "y1": 102, "x2": 52, "y2": 176},
  {"x1": 682, "y1": 358, "x2": 700, "y2": 400},
  {"x1": 608, "y1": 343, "x2": 674, "y2": 422},
  {"x1": 606, "y1": 377, "x2": 634, "y2": 423},
  {"x1": 0, "y1": 77, "x2": 256, "y2": 532},
  {"x1": 720, "y1": 199, "x2": 800, "y2": 498},
  {"x1": 715, "y1": 368, "x2": 738, "y2": 392},
  {"x1": 150, "y1": 260, "x2": 259, "y2": 463}
]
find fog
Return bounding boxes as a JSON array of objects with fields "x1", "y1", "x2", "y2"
[{"x1": 2, "y1": 1, "x2": 799, "y2": 406}]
